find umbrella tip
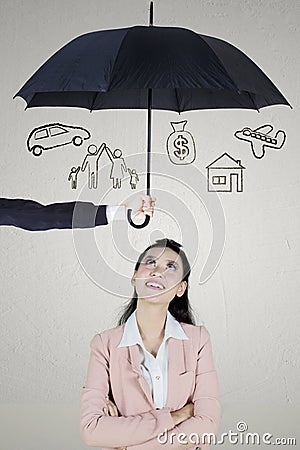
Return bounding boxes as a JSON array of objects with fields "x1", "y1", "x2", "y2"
[{"x1": 149, "y1": 1, "x2": 154, "y2": 26}]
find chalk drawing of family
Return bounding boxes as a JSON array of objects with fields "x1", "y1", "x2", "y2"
[
  {"x1": 105, "y1": 146, "x2": 128, "y2": 189},
  {"x1": 68, "y1": 142, "x2": 138, "y2": 190}
]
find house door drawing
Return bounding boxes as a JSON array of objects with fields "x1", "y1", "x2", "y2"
[
  {"x1": 206, "y1": 153, "x2": 245, "y2": 193},
  {"x1": 230, "y1": 173, "x2": 243, "y2": 192}
]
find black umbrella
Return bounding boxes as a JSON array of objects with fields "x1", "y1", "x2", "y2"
[{"x1": 15, "y1": 2, "x2": 290, "y2": 228}]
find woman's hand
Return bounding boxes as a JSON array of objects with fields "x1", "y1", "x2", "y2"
[
  {"x1": 170, "y1": 402, "x2": 194, "y2": 426},
  {"x1": 103, "y1": 400, "x2": 127, "y2": 450},
  {"x1": 103, "y1": 399, "x2": 119, "y2": 417}
]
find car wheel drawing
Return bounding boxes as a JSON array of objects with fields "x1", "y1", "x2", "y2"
[
  {"x1": 72, "y1": 136, "x2": 84, "y2": 146},
  {"x1": 31, "y1": 145, "x2": 44, "y2": 157}
]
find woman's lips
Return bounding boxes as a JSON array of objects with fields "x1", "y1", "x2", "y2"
[{"x1": 145, "y1": 281, "x2": 165, "y2": 290}]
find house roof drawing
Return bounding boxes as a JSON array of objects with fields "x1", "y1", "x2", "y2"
[{"x1": 206, "y1": 152, "x2": 246, "y2": 169}]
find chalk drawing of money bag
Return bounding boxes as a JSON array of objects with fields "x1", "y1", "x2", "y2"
[{"x1": 166, "y1": 121, "x2": 196, "y2": 165}]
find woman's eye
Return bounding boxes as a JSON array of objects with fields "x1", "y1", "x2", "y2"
[
  {"x1": 145, "y1": 259, "x2": 156, "y2": 265},
  {"x1": 167, "y1": 263, "x2": 176, "y2": 270}
]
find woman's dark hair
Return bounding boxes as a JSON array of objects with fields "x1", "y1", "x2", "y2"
[{"x1": 117, "y1": 238, "x2": 196, "y2": 326}]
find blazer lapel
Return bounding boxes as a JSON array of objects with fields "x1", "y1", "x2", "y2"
[
  {"x1": 166, "y1": 337, "x2": 188, "y2": 406},
  {"x1": 128, "y1": 345, "x2": 154, "y2": 407},
  {"x1": 167, "y1": 338, "x2": 193, "y2": 408},
  {"x1": 126, "y1": 336, "x2": 193, "y2": 409}
]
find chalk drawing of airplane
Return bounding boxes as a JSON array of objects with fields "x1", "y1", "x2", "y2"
[{"x1": 234, "y1": 124, "x2": 286, "y2": 159}]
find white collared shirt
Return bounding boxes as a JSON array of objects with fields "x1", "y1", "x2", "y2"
[
  {"x1": 106, "y1": 205, "x2": 126, "y2": 222},
  {"x1": 117, "y1": 310, "x2": 189, "y2": 409}
]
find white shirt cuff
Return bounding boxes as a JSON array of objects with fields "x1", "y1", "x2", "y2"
[{"x1": 106, "y1": 205, "x2": 126, "y2": 223}]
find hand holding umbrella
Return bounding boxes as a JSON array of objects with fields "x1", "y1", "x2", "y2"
[{"x1": 123, "y1": 194, "x2": 156, "y2": 222}]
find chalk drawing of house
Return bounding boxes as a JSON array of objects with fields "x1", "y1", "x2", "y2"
[{"x1": 206, "y1": 152, "x2": 245, "y2": 192}]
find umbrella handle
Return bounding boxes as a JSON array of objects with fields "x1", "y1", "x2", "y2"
[{"x1": 127, "y1": 209, "x2": 150, "y2": 229}]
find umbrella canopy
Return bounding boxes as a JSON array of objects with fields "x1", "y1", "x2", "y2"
[
  {"x1": 14, "y1": 4, "x2": 290, "y2": 228},
  {"x1": 16, "y1": 25, "x2": 290, "y2": 112}
]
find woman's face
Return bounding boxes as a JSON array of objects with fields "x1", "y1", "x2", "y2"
[{"x1": 131, "y1": 246, "x2": 187, "y2": 304}]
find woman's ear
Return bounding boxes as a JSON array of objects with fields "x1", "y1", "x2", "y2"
[
  {"x1": 131, "y1": 272, "x2": 137, "y2": 286},
  {"x1": 177, "y1": 281, "x2": 187, "y2": 297}
]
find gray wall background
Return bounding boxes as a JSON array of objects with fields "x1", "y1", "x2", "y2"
[{"x1": 0, "y1": 0, "x2": 299, "y2": 449}]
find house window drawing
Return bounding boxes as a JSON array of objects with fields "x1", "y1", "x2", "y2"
[
  {"x1": 212, "y1": 175, "x2": 226, "y2": 185},
  {"x1": 206, "y1": 152, "x2": 245, "y2": 193}
]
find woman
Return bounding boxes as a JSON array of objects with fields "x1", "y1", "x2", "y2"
[
  {"x1": 80, "y1": 239, "x2": 221, "y2": 450},
  {"x1": 105, "y1": 146, "x2": 128, "y2": 189}
]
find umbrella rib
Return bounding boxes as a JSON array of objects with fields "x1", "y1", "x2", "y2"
[
  {"x1": 245, "y1": 91, "x2": 259, "y2": 112},
  {"x1": 106, "y1": 29, "x2": 131, "y2": 92},
  {"x1": 175, "y1": 88, "x2": 181, "y2": 114},
  {"x1": 90, "y1": 92, "x2": 99, "y2": 112}
]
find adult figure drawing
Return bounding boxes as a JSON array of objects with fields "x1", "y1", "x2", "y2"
[
  {"x1": 105, "y1": 146, "x2": 128, "y2": 189},
  {"x1": 80, "y1": 239, "x2": 220, "y2": 450},
  {"x1": 81, "y1": 143, "x2": 106, "y2": 190}
]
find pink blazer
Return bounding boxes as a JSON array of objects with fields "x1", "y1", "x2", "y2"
[{"x1": 80, "y1": 321, "x2": 221, "y2": 450}]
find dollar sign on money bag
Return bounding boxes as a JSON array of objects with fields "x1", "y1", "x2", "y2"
[{"x1": 166, "y1": 121, "x2": 196, "y2": 165}]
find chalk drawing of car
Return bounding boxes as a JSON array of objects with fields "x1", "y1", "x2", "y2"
[{"x1": 27, "y1": 123, "x2": 91, "y2": 156}]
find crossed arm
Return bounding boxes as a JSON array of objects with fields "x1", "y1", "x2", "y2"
[
  {"x1": 80, "y1": 327, "x2": 221, "y2": 449},
  {"x1": 104, "y1": 400, "x2": 195, "y2": 450}
]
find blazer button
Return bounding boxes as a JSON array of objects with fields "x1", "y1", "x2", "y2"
[{"x1": 155, "y1": 375, "x2": 160, "y2": 380}]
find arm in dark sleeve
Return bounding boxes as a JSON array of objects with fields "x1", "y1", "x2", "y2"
[{"x1": 0, "y1": 197, "x2": 108, "y2": 231}]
